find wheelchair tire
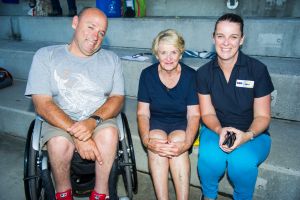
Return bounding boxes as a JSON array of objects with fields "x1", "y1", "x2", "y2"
[
  {"x1": 24, "y1": 119, "x2": 55, "y2": 200},
  {"x1": 119, "y1": 113, "x2": 138, "y2": 199},
  {"x1": 108, "y1": 158, "x2": 119, "y2": 200}
]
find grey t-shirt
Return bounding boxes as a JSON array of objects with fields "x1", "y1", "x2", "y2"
[{"x1": 25, "y1": 45, "x2": 124, "y2": 121}]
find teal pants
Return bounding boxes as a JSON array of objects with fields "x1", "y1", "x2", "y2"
[{"x1": 197, "y1": 125, "x2": 271, "y2": 200}]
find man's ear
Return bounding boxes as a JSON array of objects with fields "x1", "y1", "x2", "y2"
[{"x1": 71, "y1": 16, "x2": 79, "y2": 30}]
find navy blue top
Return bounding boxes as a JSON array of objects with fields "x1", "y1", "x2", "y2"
[
  {"x1": 196, "y1": 51, "x2": 274, "y2": 131},
  {"x1": 138, "y1": 62, "x2": 198, "y2": 124}
]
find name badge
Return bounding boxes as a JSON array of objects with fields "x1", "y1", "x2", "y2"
[{"x1": 236, "y1": 79, "x2": 254, "y2": 88}]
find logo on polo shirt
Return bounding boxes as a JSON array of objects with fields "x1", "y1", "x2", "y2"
[{"x1": 236, "y1": 79, "x2": 254, "y2": 88}]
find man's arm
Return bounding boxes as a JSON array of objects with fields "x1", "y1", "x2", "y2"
[
  {"x1": 92, "y1": 95, "x2": 125, "y2": 120},
  {"x1": 68, "y1": 95, "x2": 124, "y2": 141},
  {"x1": 32, "y1": 94, "x2": 104, "y2": 164},
  {"x1": 32, "y1": 94, "x2": 74, "y2": 131}
]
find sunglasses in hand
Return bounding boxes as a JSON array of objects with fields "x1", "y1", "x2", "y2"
[{"x1": 222, "y1": 131, "x2": 236, "y2": 148}]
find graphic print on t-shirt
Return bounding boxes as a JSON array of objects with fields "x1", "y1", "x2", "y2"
[{"x1": 54, "y1": 70, "x2": 105, "y2": 120}]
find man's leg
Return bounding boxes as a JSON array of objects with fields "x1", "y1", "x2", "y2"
[
  {"x1": 41, "y1": 122, "x2": 75, "y2": 199},
  {"x1": 29, "y1": 0, "x2": 36, "y2": 8},
  {"x1": 148, "y1": 130, "x2": 169, "y2": 200},
  {"x1": 47, "y1": 136, "x2": 75, "y2": 192},
  {"x1": 168, "y1": 131, "x2": 190, "y2": 200},
  {"x1": 50, "y1": 0, "x2": 62, "y2": 15},
  {"x1": 66, "y1": 0, "x2": 77, "y2": 16},
  {"x1": 93, "y1": 122, "x2": 119, "y2": 196}
]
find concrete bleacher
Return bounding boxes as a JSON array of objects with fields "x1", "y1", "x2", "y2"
[{"x1": 0, "y1": 1, "x2": 300, "y2": 200}]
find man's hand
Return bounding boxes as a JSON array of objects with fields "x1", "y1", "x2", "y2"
[
  {"x1": 67, "y1": 118, "x2": 96, "y2": 141},
  {"x1": 74, "y1": 138, "x2": 103, "y2": 165}
]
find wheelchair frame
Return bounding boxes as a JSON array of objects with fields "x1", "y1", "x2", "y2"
[{"x1": 23, "y1": 112, "x2": 138, "y2": 200}]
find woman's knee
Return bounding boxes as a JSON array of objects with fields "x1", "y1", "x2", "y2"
[
  {"x1": 228, "y1": 147, "x2": 260, "y2": 175},
  {"x1": 228, "y1": 159, "x2": 258, "y2": 178},
  {"x1": 168, "y1": 130, "x2": 185, "y2": 143},
  {"x1": 198, "y1": 145, "x2": 227, "y2": 177},
  {"x1": 149, "y1": 129, "x2": 168, "y2": 140}
]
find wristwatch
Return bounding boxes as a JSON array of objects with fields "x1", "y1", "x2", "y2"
[{"x1": 89, "y1": 115, "x2": 103, "y2": 126}]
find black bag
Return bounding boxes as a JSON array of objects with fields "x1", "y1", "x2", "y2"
[
  {"x1": 70, "y1": 152, "x2": 95, "y2": 196},
  {"x1": 0, "y1": 67, "x2": 13, "y2": 89}
]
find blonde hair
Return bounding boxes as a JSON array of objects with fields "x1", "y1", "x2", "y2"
[{"x1": 152, "y1": 29, "x2": 185, "y2": 56}]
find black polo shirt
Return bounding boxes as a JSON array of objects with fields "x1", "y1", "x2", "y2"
[
  {"x1": 138, "y1": 62, "x2": 198, "y2": 124},
  {"x1": 196, "y1": 51, "x2": 274, "y2": 131}
]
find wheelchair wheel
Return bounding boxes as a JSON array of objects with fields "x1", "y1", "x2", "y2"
[
  {"x1": 119, "y1": 113, "x2": 138, "y2": 199},
  {"x1": 24, "y1": 120, "x2": 55, "y2": 200},
  {"x1": 108, "y1": 158, "x2": 119, "y2": 200}
]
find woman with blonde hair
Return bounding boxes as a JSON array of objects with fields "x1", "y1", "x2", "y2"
[{"x1": 137, "y1": 29, "x2": 200, "y2": 199}]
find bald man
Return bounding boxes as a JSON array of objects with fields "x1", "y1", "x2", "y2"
[{"x1": 25, "y1": 7, "x2": 125, "y2": 200}]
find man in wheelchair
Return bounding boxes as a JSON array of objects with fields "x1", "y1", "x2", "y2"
[{"x1": 25, "y1": 7, "x2": 124, "y2": 200}]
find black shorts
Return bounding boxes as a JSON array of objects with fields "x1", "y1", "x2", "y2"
[{"x1": 150, "y1": 119, "x2": 187, "y2": 134}]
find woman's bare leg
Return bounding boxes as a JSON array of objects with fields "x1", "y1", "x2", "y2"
[
  {"x1": 148, "y1": 130, "x2": 169, "y2": 200},
  {"x1": 169, "y1": 131, "x2": 190, "y2": 200}
]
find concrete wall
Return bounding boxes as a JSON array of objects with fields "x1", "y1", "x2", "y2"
[
  {"x1": 0, "y1": 38, "x2": 299, "y2": 122},
  {"x1": 1, "y1": 0, "x2": 300, "y2": 17},
  {"x1": 1, "y1": 16, "x2": 299, "y2": 58},
  {"x1": 0, "y1": 15, "x2": 299, "y2": 122},
  {"x1": 146, "y1": 0, "x2": 300, "y2": 17}
]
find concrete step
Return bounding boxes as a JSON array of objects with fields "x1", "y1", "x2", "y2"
[
  {"x1": 1, "y1": 0, "x2": 300, "y2": 18},
  {"x1": 0, "y1": 79, "x2": 299, "y2": 200},
  {"x1": 0, "y1": 15, "x2": 299, "y2": 58},
  {"x1": 0, "y1": 39, "x2": 299, "y2": 121},
  {"x1": 0, "y1": 132, "x2": 233, "y2": 200}
]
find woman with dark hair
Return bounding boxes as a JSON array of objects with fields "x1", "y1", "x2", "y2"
[{"x1": 197, "y1": 13, "x2": 274, "y2": 200}]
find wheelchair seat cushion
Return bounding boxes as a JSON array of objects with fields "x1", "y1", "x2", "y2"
[
  {"x1": 71, "y1": 152, "x2": 95, "y2": 175},
  {"x1": 71, "y1": 152, "x2": 96, "y2": 195}
]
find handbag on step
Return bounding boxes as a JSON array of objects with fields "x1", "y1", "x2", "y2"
[{"x1": 0, "y1": 67, "x2": 13, "y2": 89}]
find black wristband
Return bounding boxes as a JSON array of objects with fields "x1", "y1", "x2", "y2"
[{"x1": 89, "y1": 115, "x2": 103, "y2": 126}]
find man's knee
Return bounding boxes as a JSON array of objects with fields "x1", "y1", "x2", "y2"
[
  {"x1": 47, "y1": 136, "x2": 75, "y2": 157},
  {"x1": 46, "y1": 136, "x2": 75, "y2": 152},
  {"x1": 94, "y1": 126, "x2": 118, "y2": 144}
]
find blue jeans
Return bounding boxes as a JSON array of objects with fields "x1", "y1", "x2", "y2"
[{"x1": 197, "y1": 125, "x2": 271, "y2": 200}]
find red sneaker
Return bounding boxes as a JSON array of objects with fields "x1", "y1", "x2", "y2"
[
  {"x1": 89, "y1": 190, "x2": 107, "y2": 200},
  {"x1": 55, "y1": 189, "x2": 73, "y2": 200}
]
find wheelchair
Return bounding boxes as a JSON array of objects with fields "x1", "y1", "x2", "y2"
[{"x1": 23, "y1": 112, "x2": 138, "y2": 200}]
